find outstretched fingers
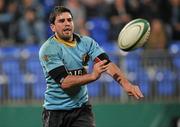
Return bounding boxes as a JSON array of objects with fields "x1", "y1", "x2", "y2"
[
  {"x1": 133, "y1": 86, "x2": 144, "y2": 99},
  {"x1": 128, "y1": 86, "x2": 144, "y2": 100}
]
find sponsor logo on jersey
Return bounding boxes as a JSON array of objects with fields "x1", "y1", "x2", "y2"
[{"x1": 68, "y1": 68, "x2": 86, "y2": 75}]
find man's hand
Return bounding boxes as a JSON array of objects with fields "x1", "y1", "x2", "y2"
[
  {"x1": 105, "y1": 62, "x2": 144, "y2": 100},
  {"x1": 123, "y1": 82, "x2": 144, "y2": 100},
  {"x1": 91, "y1": 60, "x2": 108, "y2": 80}
]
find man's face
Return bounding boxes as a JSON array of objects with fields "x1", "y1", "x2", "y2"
[{"x1": 51, "y1": 12, "x2": 74, "y2": 41}]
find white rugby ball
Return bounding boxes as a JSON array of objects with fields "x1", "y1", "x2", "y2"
[{"x1": 118, "y1": 18, "x2": 150, "y2": 51}]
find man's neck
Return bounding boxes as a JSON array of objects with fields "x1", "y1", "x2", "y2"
[
  {"x1": 54, "y1": 33, "x2": 76, "y2": 47},
  {"x1": 55, "y1": 33, "x2": 73, "y2": 42}
]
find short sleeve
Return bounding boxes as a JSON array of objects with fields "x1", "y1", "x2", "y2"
[
  {"x1": 85, "y1": 37, "x2": 105, "y2": 61},
  {"x1": 39, "y1": 43, "x2": 64, "y2": 72}
]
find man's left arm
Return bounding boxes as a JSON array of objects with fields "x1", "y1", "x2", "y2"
[{"x1": 106, "y1": 62, "x2": 144, "y2": 100}]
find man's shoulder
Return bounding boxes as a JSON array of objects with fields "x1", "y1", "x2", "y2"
[
  {"x1": 74, "y1": 33, "x2": 93, "y2": 42},
  {"x1": 39, "y1": 36, "x2": 58, "y2": 55},
  {"x1": 42, "y1": 35, "x2": 58, "y2": 47},
  {"x1": 80, "y1": 35, "x2": 92, "y2": 41}
]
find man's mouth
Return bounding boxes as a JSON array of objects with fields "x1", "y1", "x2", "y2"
[{"x1": 63, "y1": 28, "x2": 71, "y2": 32}]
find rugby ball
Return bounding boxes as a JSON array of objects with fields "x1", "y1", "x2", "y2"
[{"x1": 118, "y1": 18, "x2": 150, "y2": 51}]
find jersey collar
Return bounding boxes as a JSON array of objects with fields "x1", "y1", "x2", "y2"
[{"x1": 53, "y1": 33, "x2": 80, "y2": 47}]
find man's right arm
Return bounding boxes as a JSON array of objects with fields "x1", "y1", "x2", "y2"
[{"x1": 49, "y1": 60, "x2": 108, "y2": 90}]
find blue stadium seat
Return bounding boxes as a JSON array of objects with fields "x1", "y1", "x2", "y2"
[
  {"x1": 1, "y1": 59, "x2": 24, "y2": 99},
  {"x1": 124, "y1": 50, "x2": 142, "y2": 72},
  {"x1": 177, "y1": 71, "x2": 180, "y2": 87},
  {"x1": 22, "y1": 71, "x2": 46, "y2": 100},
  {"x1": 172, "y1": 55, "x2": 180, "y2": 70},
  {"x1": 23, "y1": 45, "x2": 41, "y2": 74},
  {"x1": 86, "y1": 18, "x2": 110, "y2": 45},
  {"x1": 155, "y1": 68, "x2": 175, "y2": 95},
  {"x1": 2, "y1": 59, "x2": 21, "y2": 75},
  {"x1": 25, "y1": 56, "x2": 46, "y2": 99},
  {"x1": 168, "y1": 42, "x2": 180, "y2": 70},
  {"x1": 136, "y1": 68, "x2": 151, "y2": 96},
  {"x1": 21, "y1": 45, "x2": 46, "y2": 99},
  {"x1": 107, "y1": 81, "x2": 121, "y2": 97},
  {"x1": 25, "y1": 48, "x2": 43, "y2": 76},
  {"x1": 0, "y1": 84, "x2": 2, "y2": 97},
  {"x1": 1, "y1": 48, "x2": 21, "y2": 76},
  {"x1": 21, "y1": 44, "x2": 40, "y2": 56},
  {"x1": 26, "y1": 58, "x2": 43, "y2": 75},
  {"x1": 87, "y1": 81, "x2": 101, "y2": 97},
  {"x1": 32, "y1": 74, "x2": 46, "y2": 99},
  {"x1": 127, "y1": 68, "x2": 150, "y2": 96},
  {"x1": 0, "y1": 47, "x2": 26, "y2": 99},
  {"x1": 7, "y1": 74, "x2": 26, "y2": 99},
  {"x1": 102, "y1": 42, "x2": 120, "y2": 64},
  {"x1": 0, "y1": 74, "x2": 8, "y2": 98},
  {"x1": 102, "y1": 42, "x2": 119, "y2": 52},
  {"x1": 168, "y1": 41, "x2": 180, "y2": 54},
  {"x1": 0, "y1": 46, "x2": 20, "y2": 58}
]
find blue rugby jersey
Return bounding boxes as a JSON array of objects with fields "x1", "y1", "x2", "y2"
[{"x1": 39, "y1": 34, "x2": 105, "y2": 110}]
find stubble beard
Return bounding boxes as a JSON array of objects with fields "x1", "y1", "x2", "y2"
[
  {"x1": 61, "y1": 35, "x2": 72, "y2": 41},
  {"x1": 58, "y1": 32, "x2": 73, "y2": 41}
]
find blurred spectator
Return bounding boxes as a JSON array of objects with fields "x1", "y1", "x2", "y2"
[
  {"x1": 64, "y1": 0, "x2": 88, "y2": 35},
  {"x1": 106, "y1": 0, "x2": 132, "y2": 41},
  {"x1": 18, "y1": 7, "x2": 46, "y2": 44},
  {"x1": 126, "y1": 0, "x2": 141, "y2": 19},
  {"x1": 0, "y1": 0, "x2": 179, "y2": 47},
  {"x1": 7, "y1": 0, "x2": 21, "y2": 44},
  {"x1": 41, "y1": 0, "x2": 65, "y2": 19},
  {"x1": 0, "y1": 0, "x2": 11, "y2": 45},
  {"x1": 157, "y1": 0, "x2": 172, "y2": 24},
  {"x1": 169, "y1": 0, "x2": 180, "y2": 41},
  {"x1": 81, "y1": 0, "x2": 109, "y2": 19},
  {"x1": 156, "y1": 0, "x2": 172, "y2": 43},
  {"x1": 42, "y1": 0, "x2": 57, "y2": 19},
  {"x1": 139, "y1": 0, "x2": 172, "y2": 43},
  {"x1": 19, "y1": 0, "x2": 45, "y2": 20},
  {"x1": 139, "y1": 0, "x2": 160, "y2": 21},
  {"x1": 146, "y1": 19, "x2": 168, "y2": 50}
]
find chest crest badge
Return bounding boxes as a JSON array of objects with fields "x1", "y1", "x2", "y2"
[
  {"x1": 42, "y1": 55, "x2": 49, "y2": 62},
  {"x1": 82, "y1": 53, "x2": 90, "y2": 66}
]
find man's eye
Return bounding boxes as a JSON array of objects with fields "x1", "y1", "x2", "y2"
[
  {"x1": 67, "y1": 18, "x2": 72, "y2": 22},
  {"x1": 59, "y1": 19, "x2": 65, "y2": 23}
]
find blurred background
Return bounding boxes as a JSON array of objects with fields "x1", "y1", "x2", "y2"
[{"x1": 0, "y1": 0, "x2": 180, "y2": 127}]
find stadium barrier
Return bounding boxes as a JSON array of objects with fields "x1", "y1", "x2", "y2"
[
  {"x1": 0, "y1": 103, "x2": 180, "y2": 127},
  {"x1": 0, "y1": 45, "x2": 180, "y2": 104}
]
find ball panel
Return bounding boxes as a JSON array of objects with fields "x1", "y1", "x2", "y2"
[
  {"x1": 119, "y1": 23, "x2": 144, "y2": 48},
  {"x1": 136, "y1": 19, "x2": 150, "y2": 41},
  {"x1": 118, "y1": 18, "x2": 150, "y2": 51},
  {"x1": 136, "y1": 26, "x2": 151, "y2": 48}
]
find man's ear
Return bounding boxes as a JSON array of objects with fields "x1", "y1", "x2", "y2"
[{"x1": 50, "y1": 24, "x2": 55, "y2": 32}]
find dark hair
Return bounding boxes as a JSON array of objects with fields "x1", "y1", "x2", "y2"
[{"x1": 49, "y1": 6, "x2": 73, "y2": 24}]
